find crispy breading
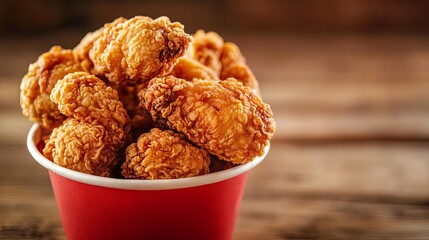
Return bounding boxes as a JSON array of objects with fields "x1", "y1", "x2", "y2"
[
  {"x1": 220, "y1": 42, "x2": 260, "y2": 94},
  {"x1": 73, "y1": 18, "x2": 113, "y2": 72},
  {"x1": 20, "y1": 46, "x2": 82, "y2": 128},
  {"x1": 74, "y1": 16, "x2": 192, "y2": 84},
  {"x1": 186, "y1": 30, "x2": 259, "y2": 93},
  {"x1": 186, "y1": 30, "x2": 224, "y2": 75},
  {"x1": 139, "y1": 76, "x2": 275, "y2": 164},
  {"x1": 171, "y1": 57, "x2": 219, "y2": 81},
  {"x1": 44, "y1": 72, "x2": 130, "y2": 176},
  {"x1": 43, "y1": 118, "x2": 119, "y2": 176},
  {"x1": 50, "y1": 72, "x2": 129, "y2": 137},
  {"x1": 121, "y1": 128, "x2": 210, "y2": 179}
]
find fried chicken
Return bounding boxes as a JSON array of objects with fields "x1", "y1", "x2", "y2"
[
  {"x1": 110, "y1": 82, "x2": 154, "y2": 140},
  {"x1": 121, "y1": 128, "x2": 210, "y2": 179},
  {"x1": 50, "y1": 72, "x2": 129, "y2": 135},
  {"x1": 72, "y1": 17, "x2": 112, "y2": 73},
  {"x1": 220, "y1": 42, "x2": 260, "y2": 95},
  {"x1": 74, "y1": 16, "x2": 192, "y2": 85},
  {"x1": 139, "y1": 76, "x2": 275, "y2": 164},
  {"x1": 186, "y1": 30, "x2": 259, "y2": 93},
  {"x1": 171, "y1": 57, "x2": 219, "y2": 81},
  {"x1": 20, "y1": 46, "x2": 83, "y2": 129},
  {"x1": 43, "y1": 72, "x2": 130, "y2": 176},
  {"x1": 43, "y1": 118, "x2": 120, "y2": 176},
  {"x1": 21, "y1": 15, "x2": 274, "y2": 179},
  {"x1": 186, "y1": 30, "x2": 224, "y2": 76}
]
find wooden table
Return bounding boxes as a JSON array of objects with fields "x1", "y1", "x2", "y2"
[{"x1": 1, "y1": 32, "x2": 429, "y2": 239}]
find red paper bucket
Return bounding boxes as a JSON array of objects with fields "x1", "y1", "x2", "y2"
[{"x1": 27, "y1": 124, "x2": 269, "y2": 240}]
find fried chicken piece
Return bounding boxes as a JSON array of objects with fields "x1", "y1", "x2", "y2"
[
  {"x1": 111, "y1": 83, "x2": 154, "y2": 140},
  {"x1": 171, "y1": 57, "x2": 219, "y2": 81},
  {"x1": 74, "y1": 16, "x2": 192, "y2": 84},
  {"x1": 186, "y1": 30, "x2": 259, "y2": 93},
  {"x1": 121, "y1": 128, "x2": 210, "y2": 179},
  {"x1": 73, "y1": 18, "x2": 114, "y2": 72},
  {"x1": 139, "y1": 76, "x2": 275, "y2": 164},
  {"x1": 43, "y1": 118, "x2": 119, "y2": 176},
  {"x1": 186, "y1": 30, "x2": 224, "y2": 75},
  {"x1": 50, "y1": 72, "x2": 129, "y2": 137},
  {"x1": 43, "y1": 72, "x2": 130, "y2": 176},
  {"x1": 220, "y1": 42, "x2": 260, "y2": 95},
  {"x1": 20, "y1": 46, "x2": 82, "y2": 128}
]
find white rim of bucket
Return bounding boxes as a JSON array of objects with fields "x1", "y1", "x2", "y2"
[{"x1": 27, "y1": 124, "x2": 269, "y2": 190}]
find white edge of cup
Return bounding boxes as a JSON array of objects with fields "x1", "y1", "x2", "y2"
[{"x1": 27, "y1": 123, "x2": 270, "y2": 190}]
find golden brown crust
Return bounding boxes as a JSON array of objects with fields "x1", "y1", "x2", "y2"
[
  {"x1": 186, "y1": 31, "x2": 259, "y2": 93},
  {"x1": 43, "y1": 118, "x2": 118, "y2": 177},
  {"x1": 186, "y1": 30, "x2": 224, "y2": 76},
  {"x1": 220, "y1": 42, "x2": 260, "y2": 95},
  {"x1": 73, "y1": 19, "x2": 114, "y2": 72},
  {"x1": 171, "y1": 57, "x2": 219, "y2": 81},
  {"x1": 20, "y1": 46, "x2": 82, "y2": 128},
  {"x1": 121, "y1": 128, "x2": 210, "y2": 179},
  {"x1": 50, "y1": 72, "x2": 129, "y2": 139},
  {"x1": 44, "y1": 72, "x2": 130, "y2": 177},
  {"x1": 74, "y1": 16, "x2": 192, "y2": 84},
  {"x1": 139, "y1": 76, "x2": 275, "y2": 164}
]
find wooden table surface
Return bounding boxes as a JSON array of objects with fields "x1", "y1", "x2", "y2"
[{"x1": 1, "y1": 32, "x2": 429, "y2": 239}]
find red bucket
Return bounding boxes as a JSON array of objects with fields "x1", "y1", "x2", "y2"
[{"x1": 27, "y1": 124, "x2": 269, "y2": 240}]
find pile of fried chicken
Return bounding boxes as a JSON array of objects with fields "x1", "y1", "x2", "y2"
[{"x1": 20, "y1": 16, "x2": 275, "y2": 179}]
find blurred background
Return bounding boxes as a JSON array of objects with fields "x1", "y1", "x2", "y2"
[{"x1": 1, "y1": 0, "x2": 429, "y2": 239}]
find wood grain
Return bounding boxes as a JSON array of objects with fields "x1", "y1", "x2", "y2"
[
  {"x1": 0, "y1": 184, "x2": 64, "y2": 240},
  {"x1": 235, "y1": 199, "x2": 429, "y2": 240},
  {"x1": 248, "y1": 141, "x2": 429, "y2": 201}
]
